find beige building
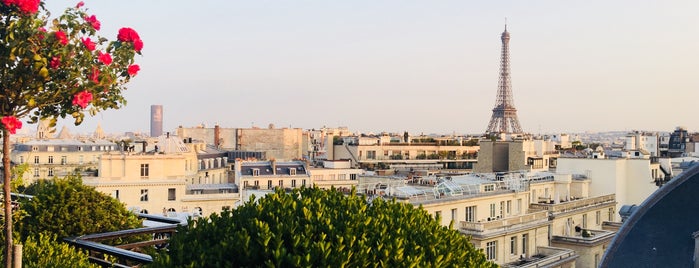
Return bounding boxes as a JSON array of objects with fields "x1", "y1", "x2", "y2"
[
  {"x1": 475, "y1": 138, "x2": 558, "y2": 173},
  {"x1": 83, "y1": 135, "x2": 238, "y2": 217},
  {"x1": 359, "y1": 171, "x2": 618, "y2": 267},
  {"x1": 331, "y1": 134, "x2": 479, "y2": 172},
  {"x1": 11, "y1": 123, "x2": 117, "y2": 184},
  {"x1": 234, "y1": 160, "x2": 311, "y2": 190},
  {"x1": 308, "y1": 160, "x2": 363, "y2": 190},
  {"x1": 176, "y1": 124, "x2": 304, "y2": 161},
  {"x1": 556, "y1": 154, "x2": 663, "y2": 218}
]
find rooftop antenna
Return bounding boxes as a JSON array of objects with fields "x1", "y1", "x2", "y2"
[{"x1": 505, "y1": 17, "x2": 508, "y2": 31}]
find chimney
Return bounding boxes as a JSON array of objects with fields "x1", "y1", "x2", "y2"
[
  {"x1": 214, "y1": 124, "x2": 220, "y2": 148},
  {"x1": 271, "y1": 159, "x2": 277, "y2": 175}
]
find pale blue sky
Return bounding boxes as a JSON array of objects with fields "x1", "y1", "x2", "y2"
[{"x1": 38, "y1": 1, "x2": 699, "y2": 135}]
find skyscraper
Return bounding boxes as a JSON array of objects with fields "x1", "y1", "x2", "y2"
[
  {"x1": 486, "y1": 24, "x2": 523, "y2": 134},
  {"x1": 151, "y1": 105, "x2": 163, "y2": 137}
]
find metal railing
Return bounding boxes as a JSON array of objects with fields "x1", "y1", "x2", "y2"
[{"x1": 64, "y1": 213, "x2": 184, "y2": 267}]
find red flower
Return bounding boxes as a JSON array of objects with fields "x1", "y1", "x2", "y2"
[
  {"x1": 84, "y1": 15, "x2": 101, "y2": 30},
  {"x1": 72, "y1": 90, "x2": 93, "y2": 109},
  {"x1": 133, "y1": 38, "x2": 143, "y2": 52},
  {"x1": 49, "y1": 56, "x2": 61, "y2": 69},
  {"x1": 98, "y1": 51, "x2": 112, "y2": 65},
  {"x1": 117, "y1": 27, "x2": 140, "y2": 42},
  {"x1": 76, "y1": 1, "x2": 83, "y2": 8},
  {"x1": 90, "y1": 67, "x2": 100, "y2": 83},
  {"x1": 55, "y1": 31, "x2": 68, "y2": 45},
  {"x1": 81, "y1": 37, "x2": 95, "y2": 51},
  {"x1": 127, "y1": 64, "x2": 140, "y2": 76},
  {"x1": 1, "y1": 116, "x2": 22, "y2": 134},
  {"x1": 2, "y1": 0, "x2": 39, "y2": 15}
]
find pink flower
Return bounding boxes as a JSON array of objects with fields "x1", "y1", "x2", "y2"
[
  {"x1": 98, "y1": 51, "x2": 112, "y2": 65},
  {"x1": 1, "y1": 116, "x2": 22, "y2": 134},
  {"x1": 81, "y1": 37, "x2": 95, "y2": 51},
  {"x1": 72, "y1": 90, "x2": 93, "y2": 109},
  {"x1": 84, "y1": 15, "x2": 101, "y2": 30},
  {"x1": 90, "y1": 67, "x2": 100, "y2": 83},
  {"x1": 55, "y1": 31, "x2": 68, "y2": 45},
  {"x1": 49, "y1": 56, "x2": 61, "y2": 69},
  {"x1": 76, "y1": 1, "x2": 83, "y2": 8},
  {"x1": 117, "y1": 27, "x2": 140, "y2": 42},
  {"x1": 2, "y1": 0, "x2": 39, "y2": 15},
  {"x1": 127, "y1": 64, "x2": 140, "y2": 76}
]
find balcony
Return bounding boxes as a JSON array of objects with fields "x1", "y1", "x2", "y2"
[
  {"x1": 502, "y1": 246, "x2": 578, "y2": 268},
  {"x1": 529, "y1": 194, "x2": 615, "y2": 215},
  {"x1": 459, "y1": 210, "x2": 549, "y2": 238},
  {"x1": 551, "y1": 229, "x2": 616, "y2": 246}
]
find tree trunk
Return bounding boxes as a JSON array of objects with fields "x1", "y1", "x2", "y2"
[{"x1": 3, "y1": 129, "x2": 12, "y2": 267}]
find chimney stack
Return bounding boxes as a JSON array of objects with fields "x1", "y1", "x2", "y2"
[{"x1": 214, "y1": 124, "x2": 220, "y2": 148}]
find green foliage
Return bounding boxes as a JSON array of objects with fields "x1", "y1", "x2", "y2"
[
  {"x1": 21, "y1": 233, "x2": 97, "y2": 268},
  {"x1": 17, "y1": 175, "x2": 142, "y2": 241},
  {"x1": 152, "y1": 187, "x2": 496, "y2": 267}
]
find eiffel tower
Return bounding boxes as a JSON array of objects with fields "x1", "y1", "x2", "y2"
[{"x1": 486, "y1": 24, "x2": 523, "y2": 134}]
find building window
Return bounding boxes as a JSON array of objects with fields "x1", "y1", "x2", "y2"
[
  {"x1": 596, "y1": 211, "x2": 601, "y2": 225},
  {"x1": 252, "y1": 168, "x2": 260, "y2": 176},
  {"x1": 289, "y1": 168, "x2": 296, "y2": 175},
  {"x1": 350, "y1": 174, "x2": 357, "y2": 180},
  {"x1": 61, "y1": 156, "x2": 67, "y2": 165},
  {"x1": 486, "y1": 241, "x2": 497, "y2": 261},
  {"x1": 506, "y1": 200, "x2": 512, "y2": 215},
  {"x1": 302, "y1": 179, "x2": 306, "y2": 186},
  {"x1": 34, "y1": 156, "x2": 39, "y2": 164},
  {"x1": 522, "y1": 234, "x2": 528, "y2": 255},
  {"x1": 510, "y1": 236, "x2": 517, "y2": 255},
  {"x1": 32, "y1": 146, "x2": 38, "y2": 151},
  {"x1": 140, "y1": 189, "x2": 149, "y2": 202},
  {"x1": 291, "y1": 179, "x2": 296, "y2": 187},
  {"x1": 489, "y1": 203, "x2": 496, "y2": 218},
  {"x1": 484, "y1": 184, "x2": 494, "y2": 192},
  {"x1": 140, "y1": 164, "x2": 149, "y2": 177},
  {"x1": 19, "y1": 156, "x2": 23, "y2": 164},
  {"x1": 33, "y1": 168, "x2": 39, "y2": 177},
  {"x1": 608, "y1": 207, "x2": 615, "y2": 221},
  {"x1": 451, "y1": 208, "x2": 457, "y2": 223},
  {"x1": 278, "y1": 180, "x2": 284, "y2": 187},
  {"x1": 465, "y1": 206, "x2": 476, "y2": 222},
  {"x1": 168, "y1": 188, "x2": 176, "y2": 201},
  {"x1": 112, "y1": 190, "x2": 119, "y2": 200},
  {"x1": 338, "y1": 174, "x2": 346, "y2": 180},
  {"x1": 48, "y1": 168, "x2": 54, "y2": 177},
  {"x1": 435, "y1": 211, "x2": 441, "y2": 220},
  {"x1": 254, "y1": 180, "x2": 259, "y2": 187},
  {"x1": 582, "y1": 214, "x2": 588, "y2": 228},
  {"x1": 367, "y1": 150, "x2": 376, "y2": 160},
  {"x1": 267, "y1": 180, "x2": 272, "y2": 189},
  {"x1": 48, "y1": 156, "x2": 54, "y2": 164},
  {"x1": 517, "y1": 199, "x2": 522, "y2": 214}
]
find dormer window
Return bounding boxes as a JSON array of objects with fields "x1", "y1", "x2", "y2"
[
  {"x1": 252, "y1": 168, "x2": 260, "y2": 177},
  {"x1": 289, "y1": 168, "x2": 296, "y2": 175},
  {"x1": 484, "y1": 184, "x2": 495, "y2": 192}
]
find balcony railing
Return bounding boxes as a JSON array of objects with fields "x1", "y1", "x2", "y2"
[
  {"x1": 529, "y1": 194, "x2": 615, "y2": 214},
  {"x1": 502, "y1": 246, "x2": 578, "y2": 268},
  {"x1": 460, "y1": 210, "x2": 549, "y2": 234}
]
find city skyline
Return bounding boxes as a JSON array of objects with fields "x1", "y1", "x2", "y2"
[{"x1": 34, "y1": 1, "x2": 699, "y2": 135}]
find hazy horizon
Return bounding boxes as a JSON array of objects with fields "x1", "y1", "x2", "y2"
[{"x1": 30, "y1": 1, "x2": 699, "y2": 136}]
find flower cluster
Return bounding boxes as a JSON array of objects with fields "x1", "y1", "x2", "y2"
[
  {"x1": 49, "y1": 56, "x2": 61, "y2": 69},
  {"x1": 72, "y1": 90, "x2": 93, "y2": 109},
  {"x1": 1, "y1": 116, "x2": 22, "y2": 134},
  {"x1": 55, "y1": 31, "x2": 68, "y2": 45},
  {"x1": 84, "y1": 15, "x2": 101, "y2": 30},
  {"x1": 117, "y1": 27, "x2": 143, "y2": 52},
  {"x1": 98, "y1": 51, "x2": 112, "y2": 65},
  {"x1": 127, "y1": 64, "x2": 140, "y2": 76},
  {"x1": 81, "y1": 37, "x2": 95, "y2": 51},
  {"x1": 2, "y1": 0, "x2": 39, "y2": 14}
]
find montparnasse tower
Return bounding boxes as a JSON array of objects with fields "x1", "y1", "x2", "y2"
[{"x1": 485, "y1": 23, "x2": 523, "y2": 134}]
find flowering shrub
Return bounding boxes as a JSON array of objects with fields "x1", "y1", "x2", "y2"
[{"x1": 0, "y1": 0, "x2": 142, "y2": 265}]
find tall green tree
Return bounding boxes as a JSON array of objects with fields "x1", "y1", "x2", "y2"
[
  {"x1": 0, "y1": 0, "x2": 141, "y2": 265},
  {"x1": 152, "y1": 187, "x2": 496, "y2": 267},
  {"x1": 17, "y1": 175, "x2": 141, "y2": 240}
]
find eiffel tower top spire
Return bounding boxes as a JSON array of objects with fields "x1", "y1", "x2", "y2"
[{"x1": 486, "y1": 23, "x2": 523, "y2": 134}]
